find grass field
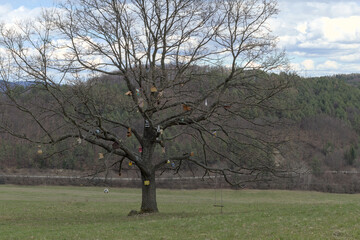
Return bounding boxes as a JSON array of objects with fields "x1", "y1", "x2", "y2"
[{"x1": 1, "y1": 185, "x2": 360, "y2": 240}]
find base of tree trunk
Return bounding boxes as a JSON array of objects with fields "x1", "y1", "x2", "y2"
[{"x1": 127, "y1": 209, "x2": 159, "y2": 217}]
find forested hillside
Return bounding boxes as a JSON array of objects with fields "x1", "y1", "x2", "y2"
[{"x1": 2, "y1": 73, "x2": 360, "y2": 191}]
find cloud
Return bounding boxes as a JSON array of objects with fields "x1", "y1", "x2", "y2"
[
  {"x1": 306, "y1": 16, "x2": 360, "y2": 43},
  {"x1": 317, "y1": 60, "x2": 339, "y2": 70},
  {"x1": 0, "y1": 5, "x2": 44, "y2": 23},
  {"x1": 301, "y1": 59, "x2": 315, "y2": 70},
  {"x1": 273, "y1": 0, "x2": 360, "y2": 75},
  {"x1": 338, "y1": 53, "x2": 360, "y2": 63},
  {"x1": 0, "y1": 4, "x2": 11, "y2": 16},
  {"x1": 1, "y1": 1, "x2": 360, "y2": 76}
]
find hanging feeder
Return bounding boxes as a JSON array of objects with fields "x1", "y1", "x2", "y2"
[
  {"x1": 144, "y1": 180, "x2": 150, "y2": 186},
  {"x1": 127, "y1": 128, "x2": 132, "y2": 137},
  {"x1": 37, "y1": 145, "x2": 42, "y2": 155},
  {"x1": 99, "y1": 153, "x2": 104, "y2": 159},
  {"x1": 145, "y1": 120, "x2": 150, "y2": 128},
  {"x1": 166, "y1": 160, "x2": 170, "y2": 164},
  {"x1": 162, "y1": 147, "x2": 165, "y2": 153},
  {"x1": 171, "y1": 162, "x2": 175, "y2": 167},
  {"x1": 183, "y1": 104, "x2": 191, "y2": 111},
  {"x1": 138, "y1": 98, "x2": 144, "y2": 108},
  {"x1": 136, "y1": 88, "x2": 140, "y2": 96},
  {"x1": 157, "y1": 125, "x2": 161, "y2": 133},
  {"x1": 129, "y1": 161, "x2": 133, "y2": 166},
  {"x1": 139, "y1": 146, "x2": 143, "y2": 153},
  {"x1": 150, "y1": 86, "x2": 158, "y2": 93},
  {"x1": 212, "y1": 131, "x2": 217, "y2": 137},
  {"x1": 190, "y1": 152, "x2": 194, "y2": 156},
  {"x1": 125, "y1": 91, "x2": 132, "y2": 96},
  {"x1": 77, "y1": 138, "x2": 82, "y2": 144},
  {"x1": 223, "y1": 105, "x2": 231, "y2": 110},
  {"x1": 205, "y1": 99, "x2": 208, "y2": 106}
]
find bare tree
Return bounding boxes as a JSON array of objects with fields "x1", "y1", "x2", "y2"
[{"x1": 0, "y1": 0, "x2": 290, "y2": 213}]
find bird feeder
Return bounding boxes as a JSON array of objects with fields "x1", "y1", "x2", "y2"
[
  {"x1": 138, "y1": 98, "x2": 144, "y2": 108},
  {"x1": 99, "y1": 153, "x2": 104, "y2": 159},
  {"x1": 205, "y1": 99, "x2": 208, "y2": 106},
  {"x1": 144, "y1": 180, "x2": 150, "y2": 186},
  {"x1": 125, "y1": 91, "x2": 132, "y2": 96},
  {"x1": 145, "y1": 120, "x2": 150, "y2": 128},
  {"x1": 162, "y1": 147, "x2": 166, "y2": 153},
  {"x1": 223, "y1": 105, "x2": 231, "y2": 110},
  {"x1": 136, "y1": 88, "x2": 140, "y2": 96},
  {"x1": 37, "y1": 145, "x2": 42, "y2": 155},
  {"x1": 77, "y1": 138, "x2": 82, "y2": 144},
  {"x1": 190, "y1": 152, "x2": 194, "y2": 156},
  {"x1": 183, "y1": 104, "x2": 191, "y2": 111},
  {"x1": 150, "y1": 86, "x2": 157, "y2": 93},
  {"x1": 127, "y1": 128, "x2": 132, "y2": 137},
  {"x1": 139, "y1": 146, "x2": 143, "y2": 153},
  {"x1": 157, "y1": 125, "x2": 161, "y2": 133},
  {"x1": 129, "y1": 161, "x2": 133, "y2": 166},
  {"x1": 171, "y1": 162, "x2": 175, "y2": 167},
  {"x1": 166, "y1": 160, "x2": 170, "y2": 164},
  {"x1": 212, "y1": 131, "x2": 217, "y2": 137}
]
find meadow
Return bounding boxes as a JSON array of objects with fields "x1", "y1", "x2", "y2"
[{"x1": 1, "y1": 185, "x2": 360, "y2": 239}]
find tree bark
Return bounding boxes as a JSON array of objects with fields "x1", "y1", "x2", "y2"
[{"x1": 140, "y1": 169, "x2": 158, "y2": 213}]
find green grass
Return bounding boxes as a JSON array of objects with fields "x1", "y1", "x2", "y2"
[{"x1": 1, "y1": 185, "x2": 360, "y2": 240}]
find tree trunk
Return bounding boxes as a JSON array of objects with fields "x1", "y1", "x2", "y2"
[{"x1": 140, "y1": 170, "x2": 158, "y2": 213}]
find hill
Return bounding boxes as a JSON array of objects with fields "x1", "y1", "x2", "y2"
[{"x1": 2, "y1": 73, "x2": 360, "y2": 192}]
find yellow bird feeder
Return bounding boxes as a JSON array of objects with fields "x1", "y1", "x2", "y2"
[
  {"x1": 37, "y1": 145, "x2": 42, "y2": 155},
  {"x1": 150, "y1": 86, "x2": 157, "y2": 93},
  {"x1": 144, "y1": 180, "x2": 150, "y2": 186}
]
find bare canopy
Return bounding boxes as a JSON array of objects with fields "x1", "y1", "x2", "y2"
[{"x1": 0, "y1": 0, "x2": 290, "y2": 213}]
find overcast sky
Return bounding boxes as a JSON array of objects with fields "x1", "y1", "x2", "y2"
[{"x1": 0, "y1": 0, "x2": 359, "y2": 77}]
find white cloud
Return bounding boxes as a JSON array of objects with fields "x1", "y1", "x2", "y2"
[
  {"x1": 0, "y1": 5, "x2": 43, "y2": 23},
  {"x1": 0, "y1": 4, "x2": 11, "y2": 16},
  {"x1": 1, "y1": 1, "x2": 360, "y2": 76},
  {"x1": 339, "y1": 53, "x2": 360, "y2": 63},
  {"x1": 307, "y1": 16, "x2": 360, "y2": 43},
  {"x1": 317, "y1": 60, "x2": 339, "y2": 70},
  {"x1": 273, "y1": 0, "x2": 360, "y2": 75},
  {"x1": 301, "y1": 59, "x2": 315, "y2": 70}
]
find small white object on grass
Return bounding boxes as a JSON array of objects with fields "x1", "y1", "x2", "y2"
[{"x1": 104, "y1": 188, "x2": 109, "y2": 193}]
